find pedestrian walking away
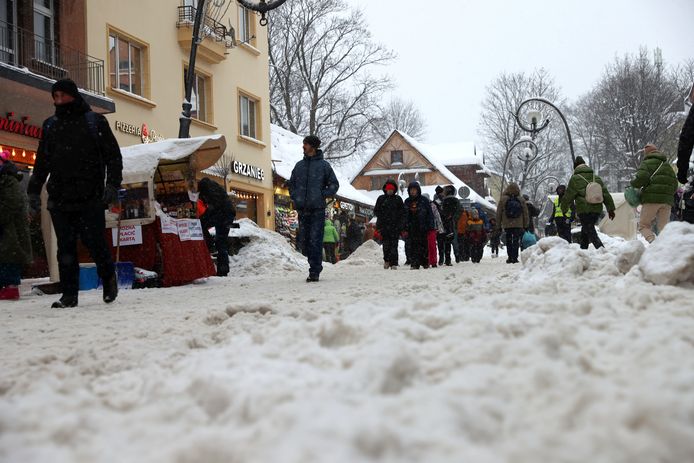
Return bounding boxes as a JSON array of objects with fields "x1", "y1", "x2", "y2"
[
  {"x1": 323, "y1": 218, "x2": 339, "y2": 264},
  {"x1": 433, "y1": 186, "x2": 446, "y2": 265},
  {"x1": 488, "y1": 218, "x2": 501, "y2": 258},
  {"x1": 287, "y1": 135, "x2": 339, "y2": 282},
  {"x1": 440, "y1": 185, "x2": 460, "y2": 266},
  {"x1": 630, "y1": 144, "x2": 678, "y2": 242},
  {"x1": 374, "y1": 180, "x2": 405, "y2": 269},
  {"x1": 404, "y1": 182, "x2": 435, "y2": 269},
  {"x1": 0, "y1": 153, "x2": 32, "y2": 301},
  {"x1": 561, "y1": 156, "x2": 615, "y2": 250},
  {"x1": 197, "y1": 177, "x2": 236, "y2": 276},
  {"x1": 551, "y1": 184, "x2": 573, "y2": 243},
  {"x1": 27, "y1": 79, "x2": 123, "y2": 308},
  {"x1": 496, "y1": 182, "x2": 529, "y2": 264},
  {"x1": 466, "y1": 208, "x2": 487, "y2": 263},
  {"x1": 345, "y1": 218, "x2": 363, "y2": 259}
]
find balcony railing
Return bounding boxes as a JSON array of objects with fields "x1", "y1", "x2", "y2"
[
  {"x1": 0, "y1": 18, "x2": 105, "y2": 96},
  {"x1": 176, "y1": 5, "x2": 235, "y2": 49}
]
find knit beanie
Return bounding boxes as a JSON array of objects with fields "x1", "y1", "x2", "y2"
[
  {"x1": 574, "y1": 156, "x2": 586, "y2": 169},
  {"x1": 384, "y1": 183, "x2": 396, "y2": 192},
  {"x1": 303, "y1": 135, "x2": 321, "y2": 149},
  {"x1": 51, "y1": 78, "x2": 80, "y2": 99}
]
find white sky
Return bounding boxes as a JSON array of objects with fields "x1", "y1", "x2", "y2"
[{"x1": 351, "y1": 0, "x2": 694, "y2": 144}]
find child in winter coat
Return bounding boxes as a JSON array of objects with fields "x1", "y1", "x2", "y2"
[
  {"x1": 466, "y1": 209, "x2": 487, "y2": 264},
  {"x1": 323, "y1": 219, "x2": 339, "y2": 264},
  {"x1": 488, "y1": 217, "x2": 501, "y2": 258}
]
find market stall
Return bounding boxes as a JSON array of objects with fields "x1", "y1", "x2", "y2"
[{"x1": 102, "y1": 135, "x2": 227, "y2": 287}]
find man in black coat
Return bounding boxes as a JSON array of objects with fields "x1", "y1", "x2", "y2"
[
  {"x1": 373, "y1": 179, "x2": 404, "y2": 269},
  {"x1": 404, "y1": 182, "x2": 434, "y2": 270},
  {"x1": 28, "y1": 79, "x2": 122, "y2": 309},
  {"x1": 440, "y1": 185, "x2": 460, "y2": 266},
  {"x1": 677, "y1": 104, "x2": 694, "y2": 223},
  {"x1": 198, "y1": 177, "x2": 236, "y2": 276},
  {"x1": 288, "y1": 135, "x2": 339, "y2": 282}
]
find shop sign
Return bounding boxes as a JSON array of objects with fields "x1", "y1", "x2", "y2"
[
  {"x1": 115, "y1": 121, "x2": 165, "y2": 144},
  {"x1": 112, "y1": 225, "x2": 143, "y2": 246},
  {"x1": 233, "y1": 160, "x2": 265, "y2": 181},
  {"x1": 339, "y1": 202, "x2": 355, "y2": 212},
  {"x1": 160, "y1": 217, "x2": 205, "y2": 241},
  {"x1": 0, "y1": 113, "x2": 43, "y2": 139},
  {"x1": 160, "y1": 215, "x2": 178, "y2": 234}
]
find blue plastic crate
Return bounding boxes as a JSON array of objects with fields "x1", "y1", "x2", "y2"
[{"x1": 78, "y1": 264, "x2": 99, "y2": 291}]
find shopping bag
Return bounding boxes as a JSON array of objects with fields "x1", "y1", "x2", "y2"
[
  {"x1": 521, "y1": 231, "x2": 537, "y2": 250},
  {"x1": 624, "y1": 186, "x2": 641, "y2": 208}
]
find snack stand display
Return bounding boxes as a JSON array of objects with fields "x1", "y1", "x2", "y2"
[{"x1": 102, "y1": 135, "x2": 227, "y2": 287}]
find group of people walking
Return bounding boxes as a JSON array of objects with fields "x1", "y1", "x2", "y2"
[{"x1": 373, "y1": 182, "x2": 491, "y2": 270}]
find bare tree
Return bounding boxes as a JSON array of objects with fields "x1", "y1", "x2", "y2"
[
  {"x1": 478, "y1": 68, "x2": 570, "y2": 203},
  {"x1": 207, "y1": 153, "x2": 235, "y2": 190},
  {"x1": 269, "y1": 0, "x2": 394, "y2": 160},
  {"x1": 370, "y1": 97, "x2": 427, "y2": 140}
]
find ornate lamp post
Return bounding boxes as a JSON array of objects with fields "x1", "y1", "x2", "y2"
[
  {"x1": 513, "y1": 97, "x2": 576, "y2": 165},
  {"x1": 179, "y1": 0, "x2": 289, "y2": 138},
  {"x1": 499, "y1": 137, "x2": 538, "y2": 196}
]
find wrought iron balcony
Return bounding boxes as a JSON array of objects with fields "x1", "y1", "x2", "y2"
[
  {"x1": 176, "y1": 5, "x2": 236, "y2": 48},
  {"x1": 0, "y1": 18, "x2": 105, "y2": 95}
]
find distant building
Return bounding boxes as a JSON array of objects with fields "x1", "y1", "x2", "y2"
[{"x1": 351, "y1": 130, "x2": 495, "y2": 210}]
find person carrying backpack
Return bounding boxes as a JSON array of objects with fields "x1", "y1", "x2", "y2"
[
  {"x1": 27, "y1": 79, "x2": 123, "y2": 308},
  {"x1": 495, "y1": 182, "x2": 528, "y2": 264},
  {"x1": 630, "y1": 144, "x2": 678, "y2": 242},
  {"x1": 561, "y1": 156, "x2": 615, "y2": 250}
]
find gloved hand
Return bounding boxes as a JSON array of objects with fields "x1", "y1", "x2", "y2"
[
  {"x1": 102, "y1": 184, "x2": 119, "y2": 205},
  {"x1": 28, "y1": 194, "x2": 41, "y2": 214},
  {"x1": 608, "y1": 210, "x2": 616, "y2": 220}
]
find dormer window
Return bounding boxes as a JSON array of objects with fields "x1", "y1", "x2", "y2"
[{"x1": 390, "y1": 150, "x2": 403, "y2": 165}]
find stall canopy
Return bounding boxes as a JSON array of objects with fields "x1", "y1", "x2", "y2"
[{"x1": 121, "y1": 135, "x2": 227, "y2": 184}]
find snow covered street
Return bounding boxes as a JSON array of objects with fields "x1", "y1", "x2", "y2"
[{"x1": 2, "y1": 223, "x2": 694, "y2": 463}]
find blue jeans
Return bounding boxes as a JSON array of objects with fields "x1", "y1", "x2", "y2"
[{"x1": 298, "y1": 209, "x2": 325, "y2": 276}]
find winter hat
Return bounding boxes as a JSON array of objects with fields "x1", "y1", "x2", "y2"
[
  {"x1": 435, "y1": 186, "x2": 443, "y2": 194},
  {"x1": 303, "y1": 135, "x2": 321, "y2": 149},
  {"x1": 384, "y1": 182, "x2": 396, "y2": 192},
  {"x1": 573, "y1": 156, "x2": 586, "y2": 169},
  {"x1": 644, "y1": 144, "x2": 658, "y2": 154},
  {"x1": 51, "y1": 78, "x2": 80, "y2": 99},
  {"x1": 556, "y1": 184, "x2": 566, "y2": 194}
]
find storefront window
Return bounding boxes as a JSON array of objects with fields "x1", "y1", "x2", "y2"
[{"x1": 233, "y1": 189, "x2": 260, "y2": 223}]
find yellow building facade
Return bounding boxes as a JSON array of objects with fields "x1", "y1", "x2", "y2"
[{"x1": 85, "y1": 0, "x2": 274, "y2": 229}]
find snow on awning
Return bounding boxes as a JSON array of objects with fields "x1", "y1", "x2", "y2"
[
  {"x1": 362, "y1": 168, "x2": 432, "y2": 176},
  {"x1": 121, "y1": 135, "x2": 226, "y2": 183}
]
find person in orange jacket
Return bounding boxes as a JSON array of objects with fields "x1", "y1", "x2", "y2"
[
  {"x1": 466, "y1": 208, "x2": 487, "y2": 263},
  {"x1": 456, "y1": 208, "x2": 471, "y2": 262}
]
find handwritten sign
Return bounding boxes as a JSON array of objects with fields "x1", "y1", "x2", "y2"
[
  {"x1": 112, "y1": 225, "x2": 143, "y2": 247},
  {"x1": 160, "y1": 215, "x2": 178, "y2": 234}
]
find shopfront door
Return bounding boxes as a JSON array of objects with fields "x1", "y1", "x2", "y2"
[{"x1": 233, "y1": 189, "x2": 261, "y2": 224}]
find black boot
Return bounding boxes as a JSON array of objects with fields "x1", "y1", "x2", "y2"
[
  {"x1": 103, "y1": 273, "x2": 118, "y2": 304},
  {"x1": 306, "y1": 274, "x2": 319, "y2": 283},
  {"x1": 51, "y1": 295, "x2": 78, "y2": 308}
]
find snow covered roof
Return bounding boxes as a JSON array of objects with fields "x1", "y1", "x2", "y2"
[
  {"x1": 270, "y1": 125, "x2": 375, "y2": 207},
  {"x1": 120, "y1": 135, "x2": 226, "y2": 183},
  {"x1": 396, "y1": 131, "x2": 496, "y2": 210}
]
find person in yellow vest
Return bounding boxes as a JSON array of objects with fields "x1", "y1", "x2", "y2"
[{"x1": 551, "y1": 184, "x2": 573, "y2": 243}]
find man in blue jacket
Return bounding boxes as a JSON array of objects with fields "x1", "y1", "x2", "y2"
[{"x1": 288, "y1": 135, "x2": 339, "y2": 282}]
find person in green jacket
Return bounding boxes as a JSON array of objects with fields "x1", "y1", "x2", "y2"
[
  {"x1": 323, "y1": 219, "x2": 339, "y2": 264},
  {"x1": 0, "y1": 155, "x2": 32, "y2": 300},
  {"x1": 561, "y1": 156, "x2": 615, "y2": 250},
  {"x1": 630, "y1": 144, "x2": 678, "y2": 242}
]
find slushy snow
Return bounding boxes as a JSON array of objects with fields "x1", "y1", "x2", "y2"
[{"x1": 1, "y1": 223, "x2": 694, "y2": 462}]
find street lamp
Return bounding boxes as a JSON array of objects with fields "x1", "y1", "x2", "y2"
[
  {"x1": 513, "y1": 97, "x2": 576, "y2": 165},
  {"x1": 179, "y1": 0, "x2": 289, "y2": 138},
  {"x1": 499, "y1": 138, "x2": 538, "y2": 195}
]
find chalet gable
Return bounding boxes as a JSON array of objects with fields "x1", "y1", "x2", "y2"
[{"x1": 356, "y1": 130, "x2": 436, "y2": 178}]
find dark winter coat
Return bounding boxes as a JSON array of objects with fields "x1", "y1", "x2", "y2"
[
  {"x1": 561, "y1": 165, "x2": 615, "y2": 215},
  {"x1": 630, "y1": 151, "x2": 678, "y2": 205},
  {"x1": 198, "y1": 177, "x2": 236, "y2": 226},
  {"x1": 28, "y1": 97, "x2": 123, "y2": 211},
  {"x1": 404, "y1": 182, "x2": 435, "y2": 234},
  {"x1": 525, "y1": 200, "x2": 539, "y2": 233},
  {"x1": 677, "y1": 105, "x2": 694, "y2": 184},
  {"x1": 288, "y1": 149, "x2": 339, "y2": 211},
  {"x1": 0, "y1": 162, "x2": 32, "y2": 265},
  {"x1": 441, "y1": 194, "x2": 460, "y2": 235},
  {"x1": 346, "y1": 221, "x2": 363, "y2": 251},
  {"x1": 373, "y1": 180, "x2": 405, "y2": 237},
  {"x1": 496, "y1": 183, "x2": 529, "y2": 230}
]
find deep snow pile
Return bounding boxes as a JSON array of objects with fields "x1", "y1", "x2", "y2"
[
  {"x1": 340, "y1": 239, "x2": 382, "y2": 266},
  {"x1": 638, "y1": 221, "x2": 694, "y2": 286},
  {"x1": 227, "y1": 218, "x2": 308, "y2": 276},
  {"x1": 2, "y1": 228, "x2": 694, "y2": 462}
]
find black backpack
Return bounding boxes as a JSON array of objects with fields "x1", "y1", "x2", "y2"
[{"x1": 505, "y1": 195, "x2": 522, "y2": 219}]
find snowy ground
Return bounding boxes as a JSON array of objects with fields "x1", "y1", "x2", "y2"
[{"x1": 1, "y1": 222, "x2": 694, "y2": 463}]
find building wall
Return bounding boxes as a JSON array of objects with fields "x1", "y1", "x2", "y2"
[
  {"x1": 85, "y1": 0, "x2": 274, "y2": 229},
  {"x1": 446, "y1": 165, "x2": 486, "y2": 196}
]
